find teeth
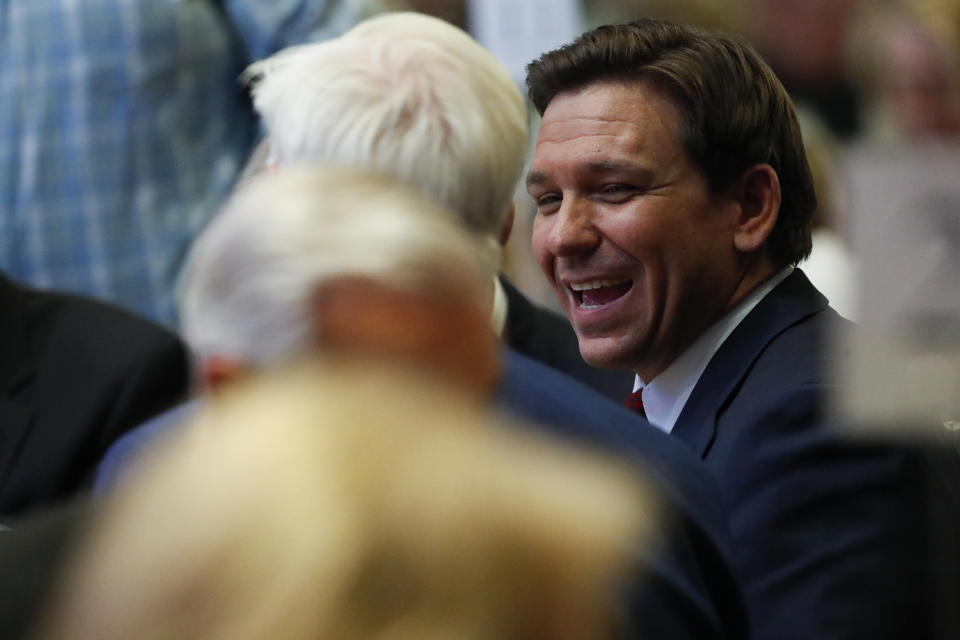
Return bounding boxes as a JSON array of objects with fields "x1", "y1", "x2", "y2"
[{"x1": 569, "y1": 278, "x2": 629, "y2": 292}]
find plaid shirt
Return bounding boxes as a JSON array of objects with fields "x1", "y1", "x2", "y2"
[{"x1": 0, "y1": 0, "x2": 382, "y2": 327}]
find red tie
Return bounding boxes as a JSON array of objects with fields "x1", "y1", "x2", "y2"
[{"x1": 624, "y1": 389, "x2": 646, "y2": 418}]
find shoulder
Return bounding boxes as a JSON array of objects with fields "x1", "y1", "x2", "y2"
[
  {"x1": 499, "y1": 348, "x2": 628, "y2": 440},
  {"x1": 705, "y1": 291, "x2": 927, "y2": 637},
  {"x1": 20, "y1": 286, "x2": 191, "y2": 430},
  {"x1": 713, "y1": 298, "x2": 849, "y2": 472},
  {"x1": 498, "y1": 349, "x2": 749, "y2": 638},
  {"x1": 500, "y1": 349, "x2": 729, "y2": 527},
  {"x1": 94, "y1": 401, "x2": 200, "y2": 493},
  {"x1": 716, "y1": 269, "x2": 849, "y2": 414},
  {"x1": 23, "y1": 287, "x2": 187, "y2": 369}
]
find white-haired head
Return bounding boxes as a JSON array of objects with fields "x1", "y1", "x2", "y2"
[
  {"x1": 179, "y1": 166, "x2": 489, "y2": 369},
  {"x1": 245, "y1": 12, "x2": 529, "y2": 266}
]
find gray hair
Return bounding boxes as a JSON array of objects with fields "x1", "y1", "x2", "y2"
[
  {"x1": 245, "y1": 12, "x2": 529, "y2": 266},
  {"x1": 179, "y1": 166, "x2": 488, "y2": 366}
]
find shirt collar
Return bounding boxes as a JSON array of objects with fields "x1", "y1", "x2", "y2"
[
  {"x1": 634, "y1": 267, "x2": 794, "y2": 433},
  {"x1": 490, "y1": 275, "x2": 509, "y2": 339}
]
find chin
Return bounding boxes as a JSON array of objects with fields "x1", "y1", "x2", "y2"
[{"x1": 577, "y1": 337, "x2": 637, "y2": 371}]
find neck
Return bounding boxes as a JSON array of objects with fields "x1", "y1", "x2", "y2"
[
  {"x1": 633, "y1": 255, "x2": 781, "y2": 383},
  {"x1": 722, "y1": 254, "x2": 779, "y2": 317}
]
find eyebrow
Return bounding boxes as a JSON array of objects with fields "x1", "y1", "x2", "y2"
[
  {"x1": 526, "y1": 161, "x2": 654, "y2": 190},
  {"x1": 525, "y1": 171, "x2": 550, "y2": 190}
]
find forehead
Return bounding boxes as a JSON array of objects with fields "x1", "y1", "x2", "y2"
[{"x1": 532, "y1": 81, "x2": 687, "y2": 172}]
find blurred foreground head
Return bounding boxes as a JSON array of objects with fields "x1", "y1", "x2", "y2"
[
  {"x1": 179, "y1": 166, "x2": 499, "y2": 393},
  {"x1": 244, "y1": 11, "x2": 529, "y2": 268},
  {"x1": 39, "y1": 361, "x2": 655, "y2": 640}
]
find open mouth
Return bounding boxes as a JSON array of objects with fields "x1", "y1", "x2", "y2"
[{"x1": 569, "y1": 278, "x2": 633, "y2": 309}]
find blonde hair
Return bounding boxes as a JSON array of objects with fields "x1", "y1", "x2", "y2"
[{"x1": 40, "y1": 360, "x2": 656, "y2": 640}]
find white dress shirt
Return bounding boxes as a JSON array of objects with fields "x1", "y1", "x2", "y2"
[
  {"x1": 634, "y1": 268, "x2": 794, "y2": 433},
  {"x1": 490, "y1": 276, "x2": 509, "y2": 339}
]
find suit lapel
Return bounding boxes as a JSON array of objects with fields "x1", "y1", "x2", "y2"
[
  {"x1": 0, "y1": 276, "x2": 38, "y2": 488},
  {"x1": 499, "y1": 276, "x2": 534, "y2": 349},
  {"x1": 672, "y1": 270, "x2": 829, "y2": 458}
]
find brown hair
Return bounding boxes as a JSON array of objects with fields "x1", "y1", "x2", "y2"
[{"x1": 526, "y1": 18, "x2": 815, "y2": 267}]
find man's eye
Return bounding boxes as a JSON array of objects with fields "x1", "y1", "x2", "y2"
[
  {"x1": 595, "y1": 184, "x2": 640, "y2": 203},
  {"x1": 535, "y1": 193, "x2": 562, "y2": 210}
]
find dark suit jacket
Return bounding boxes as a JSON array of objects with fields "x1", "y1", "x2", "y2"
[
  {"x1": 498, "y1": 349, "x2": 748, "y2": 640},
  {"x1": 500, "y1": 277, "x2": 632, "y2": 402},
  {"x1": 0, "y1": 501, "x2": 92, "y2": 639},
  {"x1": 673, "y1": 269, "x2": 943, "y2": 639},
  {"x1": 0, "y1": 276, "x2": 189, "y2": 518}
]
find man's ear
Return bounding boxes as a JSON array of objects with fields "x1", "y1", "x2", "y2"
[
  {"x1": 731, "y1": 164, "x2": 780, "y2": 254},
  {"x1": 201, "y1": 355, "x2": 248, "y2": 391},
  {"x1": 498, "y1": 201, "x2": 515, "y2": 247}
]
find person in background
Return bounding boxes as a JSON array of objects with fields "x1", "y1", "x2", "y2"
[
  {"x1": 744, "y1": 0, "x2": 863, "y2": 140},
  {"x1": 0, "y1": 272, "x2": 189, "y2": 520},
  {"x1": 862, "y1": 0, "x2": 960, "y2": 141},
  {"x1": 0, "y1": 0, "x2": 386, "y2": 327}
]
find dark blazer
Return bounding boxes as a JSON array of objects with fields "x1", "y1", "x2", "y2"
[
  {"x1": 0, "y1": 275, "x2": 190, "y2": 518},
  {"x1": 498, "y1": 349, "x2": 748, "y2": 640},
  {"x1": 500, "y1": 277, "x2": 632, "y2": 402},
  {"x1": 0, "y1": 501, "x2": 92, "y2": 639},
  {"x1": 673, "y1": 269, "x2": 942, "y2": 639}
]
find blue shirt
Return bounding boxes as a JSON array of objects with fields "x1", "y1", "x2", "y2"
[{"x1": 0, "y1": 0, "x2": 383, "y2": 326}]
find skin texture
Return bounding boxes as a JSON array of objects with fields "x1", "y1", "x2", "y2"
[
  {"x1": 201, "y1": 276, "x2": 502, "y2": 398},
  {"x1": 527, "y1": 80, "x2": 778, "y2": 381},
  {"x1": 200, "y1": 277, "x2": 502, "y2": 399},
  {"x1": 310, "y1": 277, "x2": 503, "y2": 397}
]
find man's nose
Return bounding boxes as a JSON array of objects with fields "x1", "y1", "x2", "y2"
[{"x1": 547, "y1": 197, "x2": 601, "y2": 257}]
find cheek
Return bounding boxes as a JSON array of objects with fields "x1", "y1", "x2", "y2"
[
  {"x1": 594, "y1": 215, "x2": 658, "y2": 263},
  {"x1": 530, "y1": 217, "x2": 555, "y2": 275}
]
